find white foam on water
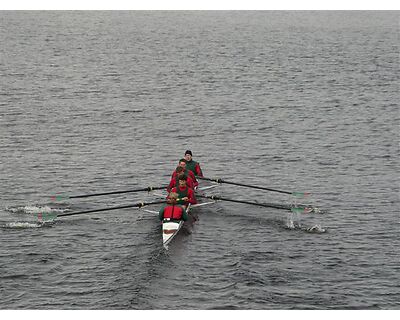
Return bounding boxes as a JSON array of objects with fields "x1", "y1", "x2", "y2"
[
  {"x1": 306, "y1": 224, "x2": 327, "y2": 233},
  {"x1": 6, "y1": 205, "x2": 68, "y2": 215},
  {"x1": 4, "y1": 222, "x2": 42, "y2": 229},
  {"x1": 286, "y1": 211, "x2": 301, "y2": 229}
]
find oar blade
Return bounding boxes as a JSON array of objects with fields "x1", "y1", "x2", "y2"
[
  {"x1": 291, "y1": 207, "x2": 313, "y2": 214},
  {"x1": 35, "y1": 212, "x2": 58, "y2": 223},
  {"x1": 50, "y1": 186, "x2": 166, "y2": 201},
  {"x1": 292, "y1": 192, "x2": 311, "y2": 198},
  {"x1": 50, "y1": 195, "x2": 70, "y2": 201}
]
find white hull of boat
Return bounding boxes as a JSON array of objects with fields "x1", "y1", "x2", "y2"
[
  {"x1": 162, "y1": 203, "x2": 191, "y2": 248},
  {"x1": 162, "y1": 220, "x2": 184, "y2": 248},
  {"x1": 161, "y1": 184, "x2": 216, "y2": 248}
]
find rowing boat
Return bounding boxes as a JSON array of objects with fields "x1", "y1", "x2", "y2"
[
  {"x1": 40, "y1": 174, "x2": 320, "y2": 246},
  {"x1": 162, "y1": 203, "x2": 191, "y2": 248},
  {"x1": 161, "y1": 184, "x2": 219, "y2": 248},
  {"x1": 162, "y1": 180, "x2": 198, "y2": 249}
]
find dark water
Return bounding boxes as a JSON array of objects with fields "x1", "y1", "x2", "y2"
[{"x1": 0, "y1": 11, "x2": 399, "y2": 309}]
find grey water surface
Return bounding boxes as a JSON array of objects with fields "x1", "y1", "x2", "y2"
[{"x1": 0, "y1": 11, "x2": 399, "y2": 309}]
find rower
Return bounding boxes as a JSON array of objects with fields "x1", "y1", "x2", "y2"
[
  {"x1": 170, "y1": 176, "x2": 197, "y2": 207},
  {"x1": 167, "y1": 166, "x2": 195, "y2": 192},
  {"x1": 159, "y1": 192, "x2": 188, "y2": 222},
  {"x1": 171, "y1": 159, "x2": 198, "y2": 187},
  {"x1": 183, "y1": 150, "x2": 203, "y2": 177}
]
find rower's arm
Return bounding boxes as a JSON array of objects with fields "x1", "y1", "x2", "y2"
[
  {"x1": 166, "y1": 179, "x2": 174, "y2": 192},
  {"x1": 195, "y1": 163, "x2": 203, "y2": 177},
  {"x1": 188, "y1": 189, "x2": 197, "y2": 204},
  {"x1": 158, "y1": 205, "x2": 166, "y2": 221},
  {"x1": 182, "y1": 207, "x2": 188, "y2": 221}
]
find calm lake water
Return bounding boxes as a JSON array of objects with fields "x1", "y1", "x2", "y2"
[{"x1": 0, "y1": 11, "x2": 399, "y2": 309}]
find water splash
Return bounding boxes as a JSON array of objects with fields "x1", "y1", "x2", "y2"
[
  {"x1": 36, "y1": 212, "x2": 57, "y2": 223},
  {"x1": 306, "y1": 225, "x2": 327, "y2": 233},
  {"x1": 5, "y1": 205, "x2": 68, "y2": 215},
  {"x1": 286, "y1": 211, "x2": 301, "y2": 229},
  {"x1": 3, "y1": 222, "x2": 43, "y2": 229}
]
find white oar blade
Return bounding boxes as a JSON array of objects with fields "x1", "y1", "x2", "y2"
[{"x1": 191, "y1": 201, "x2": 216, "y2": 208}]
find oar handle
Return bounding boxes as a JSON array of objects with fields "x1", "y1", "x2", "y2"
[
  {"x1": 196, "y1": 195, "x2": 290, "y2": 210},
  {"x1": 198, "y1": 177, "x2": 292, "y2": 195},
  {"x1": 58, "y1": 200, "x2": 166, "y2": 217},
  {"x1": 224, "y1": 180, "x2": 292, "y2": 195},
  {"x1": 54, "y1": 186, "x2": 166, "y2": 200},
  {"x1": 198, "y1": 195, "x2": 317, "y2": 213}
]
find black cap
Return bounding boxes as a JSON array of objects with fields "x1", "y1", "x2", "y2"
[{"x1": 185, "y1": 150, "x2": 192, "y2": 156}]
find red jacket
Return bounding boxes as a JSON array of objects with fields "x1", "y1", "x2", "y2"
[
  {"x1": 171, "y1": 169, "x2": 198, "y2": 187},
  {"x1": 170, "y1": 186, "x2": 197, "y2": 205},
  {"x1": 185, "y1": 160, "x2": 203, "y2": 177},
  {"x1": 167, "y1": 176, "x2": 195, "y2": 192},
  {"x1": 159, "y1": 204, "x2": 188, "y2": 221}
]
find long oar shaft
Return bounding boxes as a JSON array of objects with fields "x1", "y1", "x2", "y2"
[
  {"x1": 197, "y1": 195, "x2": 290, "y2": 210},
  {"x1": 198, "y1": 177, "x2": 292, "y2": 195},
  {"x1": 58, "y1": 200, "x2": 165, "y2": 217},
  {"x1": 55, "y1": 186, "x2": 166, "y2": 200}
]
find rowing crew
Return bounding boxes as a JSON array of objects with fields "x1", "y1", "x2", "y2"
[{"x1": 159, "y1": 150, "x2": 203, "y2": 221}]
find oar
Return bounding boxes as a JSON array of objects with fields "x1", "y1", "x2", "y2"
[
  {"x1": 198, "y1": 177, "x2": 309, "y2": 197},
  {"x1": 196, "y1": 195, "x2": 314, "y2": 213},
  {"x1": 51, "y1": 186, "x2": 166, "y2": 201},
  {"x1": 56, "y1": 200, "x2": 166, "y2": 218}
]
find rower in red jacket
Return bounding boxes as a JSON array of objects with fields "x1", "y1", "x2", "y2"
[
  {"x1": 170, "y1": 176, "x2": 197, "y2": 207},
  {"x1": 183, "y1": 150, "x2": 203, "y2": 177},
  {"x1": 171, "y1": 159, "x2": 198, "y2": 187},
  {"x1": 167, "y1": 166, "x2": 195, "y2": 192},
  {"x1": 159, "y1": 192, "x2": 188, "y2": 222}
]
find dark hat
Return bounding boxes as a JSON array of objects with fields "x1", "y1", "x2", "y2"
[{"x1": 185, "y1": 150, "x2": 192, "y2": 156}]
